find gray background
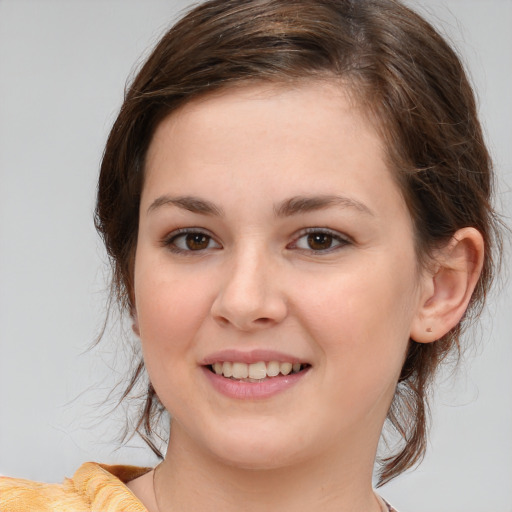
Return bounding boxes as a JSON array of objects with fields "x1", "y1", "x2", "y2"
[{"x1": 0, "y1": 1, "x2": 511, "y2": 511}]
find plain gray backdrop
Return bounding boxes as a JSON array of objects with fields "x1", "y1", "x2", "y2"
[{"x1": 0, "y1": 1, "x2": 511, "y2": 511}]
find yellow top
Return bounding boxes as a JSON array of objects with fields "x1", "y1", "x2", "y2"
[{"x1": 0, "y1": 462, "x2": 150, "y2": 512}]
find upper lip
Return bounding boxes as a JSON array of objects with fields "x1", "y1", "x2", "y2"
[{"x1": 200, "y1": 349, "x2": 308, "y2": 366}]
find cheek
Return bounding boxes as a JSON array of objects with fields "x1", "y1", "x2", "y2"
[
  {"x1": 133, "y1": 274, "x2": 213, "y2": 417},
  {"x1": 301, "y1": 264, "x2": 417, "y2": 337},
  {"x1": 294, "y1": 258, "x2": 419, "y2": 390},
  {"x1": 133, "y1": 266, "x2": 213, "y2": 376}
]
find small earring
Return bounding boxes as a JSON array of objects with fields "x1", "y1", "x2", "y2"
[{"x1": 426, "y1": 327, "x2": 433, "y2": 333}]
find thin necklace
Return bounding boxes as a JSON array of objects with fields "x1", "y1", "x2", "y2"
[{"x1": 152, "y1": 464, "x2": 163, "y2": 512}]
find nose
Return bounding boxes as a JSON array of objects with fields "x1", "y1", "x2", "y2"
[{"x1": 210, "y1": 246, "x2": 288, "y2": 331}]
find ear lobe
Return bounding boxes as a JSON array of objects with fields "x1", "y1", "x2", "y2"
[{"x1": 410, "y1": 227, "x2": 484, "y2": 343}]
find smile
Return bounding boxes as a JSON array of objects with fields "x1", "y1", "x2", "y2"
[
  {"x1": 209, "y1": 361, "x2": 307, "y2": 381},
  {"x1": 202, "y1": 354, "x2": 311, "y2": 399}
]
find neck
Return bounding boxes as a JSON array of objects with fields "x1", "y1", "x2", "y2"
[{"x1": 153, "y1": 423, "x2": 382, "y2": 512}]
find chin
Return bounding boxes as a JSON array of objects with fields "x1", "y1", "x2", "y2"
[
  {"x1": 198, "y1": 420, "x2": 312, "y2": 471},
  {"x1": 212, "y1": 444, "x2": 304, "y2": 471}
]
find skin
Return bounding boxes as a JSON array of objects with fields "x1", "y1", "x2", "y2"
[{"x1": 126, "y1": 82, "x2": 484, "y2": 511}]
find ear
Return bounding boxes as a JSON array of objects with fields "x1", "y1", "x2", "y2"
[{"x1": 410, "y1": 227, "x2": 484, "y2": 343}]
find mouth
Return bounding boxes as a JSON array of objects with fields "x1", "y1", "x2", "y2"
[{"x1": 207, "y1": 361, "x2": 310, "y2": 382}]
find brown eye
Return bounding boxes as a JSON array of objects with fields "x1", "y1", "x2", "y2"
[
  {"x1": 186, "y1": 233, "x2": 211, "y2": 250},
  {"x1": 291, "y1": 229, "x2": 350, "y2": 253},
  {"x1": 307, "y1": 233, "x2": 333, "y2": 251},
  {"x1": 166, "y1": 230, "x2": 221, "y2": 253}
]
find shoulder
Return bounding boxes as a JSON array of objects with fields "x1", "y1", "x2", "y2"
[
  {"x1": 0, "y1": 473, "x2": 89, "y2": 512},
  {"x1": 0, "y1": 462, "x2": 151, "y2": 512}
]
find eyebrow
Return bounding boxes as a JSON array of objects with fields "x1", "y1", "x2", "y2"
[
  {"x1": 146, "y1": 194, "x2": 374, "y2": 217},
  {"x1": 147, "y1": 195, "x2": 224, "y2": 216},
  {"x1": 274, "y1": 195, "x2": 374, "y2": 217}
]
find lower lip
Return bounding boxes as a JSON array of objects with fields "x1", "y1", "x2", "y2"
[{"x1": 201, "y1": 366, "x2": 309, "y2": 400}]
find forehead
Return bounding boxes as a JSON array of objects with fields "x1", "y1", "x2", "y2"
[
  {"x1": 145, "y1": 80, "x2": 381, "y2": 173},
  {"x1": 142, "y1": 81, "x2": 404, "y2": 218}
]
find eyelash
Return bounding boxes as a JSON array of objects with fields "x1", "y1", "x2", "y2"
[
  {"x1": 162, "y1": 228, "x2": 221, "y2": 254},
  {"x1": 288, "y1": 228, "x2": 352, "y2": 253},
  {"x1": 162, "y1": 227, "x2": 351, "y2": 255}
]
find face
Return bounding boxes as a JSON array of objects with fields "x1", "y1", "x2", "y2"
[{"x1": 134, "y1": 82, "x2": 429, "y2": 470}]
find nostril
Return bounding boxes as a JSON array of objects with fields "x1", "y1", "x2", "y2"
[
  {"x1": 214, "y1": 315, "x2": 230, "y2": 327},
  {"x1": 254, "y1": 317, "x2": 273, "y2": 325}
]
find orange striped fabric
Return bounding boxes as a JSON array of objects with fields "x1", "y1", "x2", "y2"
[{"x1": 0, "y1": 462, "x2": 150, "y2": 511}]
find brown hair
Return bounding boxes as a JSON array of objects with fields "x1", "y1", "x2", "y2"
[{"x1": 95, "y1": 0, "x2": 502, "y2": 485}]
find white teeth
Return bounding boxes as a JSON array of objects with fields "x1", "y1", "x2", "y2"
[
  {"x1": 222, "y1": 361, "x2": 233, "y2": 378},
  {"x1": 232, "y1": 362, "x2": 249, "y2": 379},
  {"x1": 280, "y1": 362, "x2": 292, "y2": 375},
  {"x1": 267, "y1": 361, "x2": 280, "y2": 377},
  {"x1": 248, "y1": 361, "x2": 267, "y2": 379},
  {"x1": 211, "y1": 360, "x2": 305, "y2": 379}
]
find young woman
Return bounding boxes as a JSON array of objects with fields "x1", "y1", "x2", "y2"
[{"x1": 0, "y1": 1, "x2": 506, "y2": 511}]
